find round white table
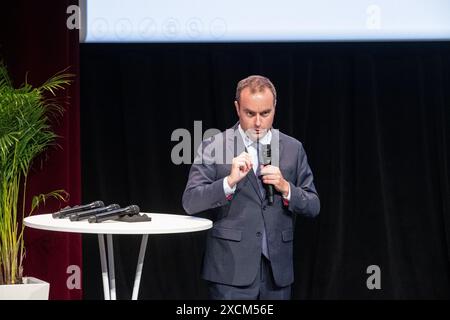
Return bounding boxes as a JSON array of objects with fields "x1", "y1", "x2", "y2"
[{"x1": 24, "y1": 213, "x2": 212, "y2": 300}]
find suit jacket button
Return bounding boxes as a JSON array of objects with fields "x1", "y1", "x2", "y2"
[
  {"x1": 256, "y1": 232, "x2": 262, "y2": 237},
  {"x1": 262, "y1": 206, "x2": 267, "y2": 211}
]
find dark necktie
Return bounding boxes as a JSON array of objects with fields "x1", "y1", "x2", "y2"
[
  {"x1": 254, "y1": 142, "x2": 270, "y2": 259},
  {"x1": 255, "y1": 157, "x2": 266, "y2": 198}
]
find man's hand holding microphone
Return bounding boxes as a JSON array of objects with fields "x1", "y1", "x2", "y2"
[{"x1": 226, "y1": 151, "x2": 290, "y2": 200}]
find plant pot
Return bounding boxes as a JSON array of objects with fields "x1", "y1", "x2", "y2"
[{"x1": 0, "y1": 277, "x2": 49, "y2": 300}]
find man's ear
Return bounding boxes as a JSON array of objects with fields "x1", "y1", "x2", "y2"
[{"x1": 234, "y1": 100, "x2": 240, "y2": 116}]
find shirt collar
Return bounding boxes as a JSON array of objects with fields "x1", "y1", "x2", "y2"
[{"x1": 237, "y1": 124, "x2": 272, "y2": 148}]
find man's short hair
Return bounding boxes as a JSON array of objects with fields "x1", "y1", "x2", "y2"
[{"x1": 235, "y1": 75, "x2": 277, "y2": 106}]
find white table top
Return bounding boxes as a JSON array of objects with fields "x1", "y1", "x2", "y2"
[{"x1": 24, "y1": 213, "x2": 212, "y2": 235}]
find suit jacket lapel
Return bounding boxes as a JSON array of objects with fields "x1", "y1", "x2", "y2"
[
  {"x1": 246, "y1": 168, "x2": 264, "y2": 202},
  {"x1": 270, "y1": 128, "x2": 283, "y2": 168}
]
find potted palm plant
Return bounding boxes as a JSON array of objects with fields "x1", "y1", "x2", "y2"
[{"x1": 0, "y1": 62, "x2": 72, "y2": 299}]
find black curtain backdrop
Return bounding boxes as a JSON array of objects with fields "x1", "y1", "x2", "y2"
[{"x1": 80, "y1": 42, "x2": 450, "y2": 299}]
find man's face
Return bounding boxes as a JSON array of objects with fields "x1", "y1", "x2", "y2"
[{"x1": 235, "y1": 87, "x2": 275, "y2": 141}]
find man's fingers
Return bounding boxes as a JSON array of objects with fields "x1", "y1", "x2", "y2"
[
  {"x1": 238, "y1": 153, "x2": 253, "y2": 165},
  {"x1": 238, "y1": 151, "x2": 251, "y2": 161},
  {"x1": 236, "y1": 160, "x2": 247, "y2": 170},
  {"x1": 236, "y1": 155, "x2": 252, "y2": 169},
  {"x1": 260, "y1": 165, "x2": 279, "y2": 176},
  {"x1": 262, "y1": 174, "x2": 278, "y2": 182},
  {"x1": 236, "y1": 160, "x2": 251, "y2": 172}
]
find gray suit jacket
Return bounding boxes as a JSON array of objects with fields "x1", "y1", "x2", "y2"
[{"x1": 182, "y1": 123, "x2": 320, "y2": 287}]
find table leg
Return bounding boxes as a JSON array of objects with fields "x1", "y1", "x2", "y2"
[
  {"x1": 106, "y1": 234, "x2": 116, "y2": 300},
  {"x1": 98, "y1": 234, "x2": 110, "y2": 300},
  {"x1": 131, "y1": 234, "x2": 149, "y2": 300}
]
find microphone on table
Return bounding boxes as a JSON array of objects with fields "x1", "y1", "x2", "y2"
[
  {"x1": 88, "y1": 205, "x2": 140, "y2": 223},
  {"x1": 69, "y1": 204, "x2": 120, "y2": 221},
  {"x1": 261, "y1": 144, "x2": 274, "y2": 205},
  {"x1": 52, "y1": 201, "x2": 105, "y2": 219}
]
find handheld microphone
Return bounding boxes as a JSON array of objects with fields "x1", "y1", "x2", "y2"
[
  {"x1": 52, "y1": 201, "x2": 105, "y2": 219},
  {"x1": 261, "y1": 144, "x2": 274, "y2": 205},
  {"x1": 69, "y1": 204, "x2": 120, "y2": 221},
  {"x1": 88, "y1": 205, "x2": 140, "y2": 223}
]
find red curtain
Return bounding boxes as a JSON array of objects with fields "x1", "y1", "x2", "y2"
[{"x1": 0, "y1": 1, "x2": 82, "y2": 299}]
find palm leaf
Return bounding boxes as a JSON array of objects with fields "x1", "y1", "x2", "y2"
[{"x1": 0, "y1": 61, "x2": 72, "y2": 284}]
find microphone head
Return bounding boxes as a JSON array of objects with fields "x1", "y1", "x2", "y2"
[
  {"x1": 52, "y1": 201, "x2": 105, "y2": 218},
  {"x1": 106, "y1": 204, "x2": 121, "y2": 211},
  {"x1": 125, "y1": 205, "x2": 140, "y2": 215},
  {"x1": 261, "y1": 143, "x2": 271, "y2": 164},
  {"x1": 91, "y1": 200, "x2": 105, "y2": 208}
]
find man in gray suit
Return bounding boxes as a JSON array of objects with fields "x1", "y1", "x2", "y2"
[{"x1": 182, "y1": 75, "x2": 320, "y2": 299}]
